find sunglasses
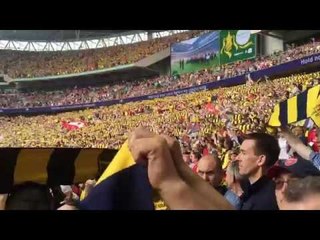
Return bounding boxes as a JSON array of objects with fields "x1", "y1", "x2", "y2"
[{"x1": 273, "y1": 176, "x2": 298, "y2": 188}]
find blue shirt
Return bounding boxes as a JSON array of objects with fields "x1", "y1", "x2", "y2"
[
  {"x1": 310, "y1": 151, "x2": 320, "y2": 170},
  {"x1": 224, "y1": 190, "x2": 242, "y2": 210}
]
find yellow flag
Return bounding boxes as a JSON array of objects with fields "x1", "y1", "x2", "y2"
[{"x1": 268, "y1": 85, "x2": 320, "y2": 127}]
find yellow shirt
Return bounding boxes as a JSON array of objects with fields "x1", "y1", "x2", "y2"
[{"x1": 222, "y1": 151, "x2": 230, "y2": 170}]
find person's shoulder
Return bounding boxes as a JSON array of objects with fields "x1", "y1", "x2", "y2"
[
  {"x1": 255, "y1": 177, "x2": 276, "y2": 197},
  {"x1": 262, "y1": 178, "x2": 276, "y2": 193},
  {"x1": 250, "y1": 179, "x2": 278, "y2": 210},
  {"x1": 252, "y1": 195, "x2": 278, "y2": 210},
  {"x1": 251, "y1": 177, "x2": 275, "y2": 199}
]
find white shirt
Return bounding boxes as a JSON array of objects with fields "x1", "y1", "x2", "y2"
[{"x1": 278, "y1": 137, "x2": 290, "y2": 160}]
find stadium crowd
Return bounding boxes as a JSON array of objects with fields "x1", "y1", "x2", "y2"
[
  {"x1": 0, "y1": 72, "x2": 318, "y2": 151},
  {"x1": 0, "y1": 31, "x2": 203, "y2": 79},
  {"x1": 1, "y1": 31, "x2": 320, "y2": 210},
  {"x1": 0, "y1": 40, "x2": 320, "y2": 109}
]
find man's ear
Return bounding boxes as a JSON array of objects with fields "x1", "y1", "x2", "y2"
[{"x1": 257, "y1": 155, "x2": 266, "y2": 167}]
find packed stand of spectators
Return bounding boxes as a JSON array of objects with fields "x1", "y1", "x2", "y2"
[
  {"x1": 1, "y1": 72, "x2": 320, "y2": 210},
  {"x1": 0, "y1": 31, "x2": 203, "y2": 79},
  {"x1": 1, "y1": 40, "x2": 320, "y2": 109},
  {"x1": 0, "y1": 71, "x2": 318, "y2": 151}
]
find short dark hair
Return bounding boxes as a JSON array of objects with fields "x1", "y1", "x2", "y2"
[
  {"x1": 285, "y1": 176, "x2": 320, "y2": 202},
  {"x1": 5, "y1": 182, "x2": 53, "y2": 210},
  {"x1": 191, "y1": 150, "x2": 202, "y2": 160},
  {"x1": 224, "y1": 138, "x2": 233, "y2": 150},
  {"x1": 243, "y1": 133, "x2": 280, "y2": 168}
]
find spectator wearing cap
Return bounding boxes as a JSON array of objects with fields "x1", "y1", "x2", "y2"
[
  {"x1": 236, "y1": 133, "x2": 279, "y2": 210},
  {"x1": 224, "y1": 161, "x2": 244, "y2": 209},
  {"x1": 282, "y1": 176, "x2": 320, "y2": 210},
  {"x1": 280, "y1": 127, "x2": 320, "y2": 170},
  {"x1": 268, "y1": 157, "x2": 320, "y2": 210}
]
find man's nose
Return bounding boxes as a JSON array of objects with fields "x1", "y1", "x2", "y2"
[{"x1": 201, "y1": 173, "x2": 209, "y2": 181}]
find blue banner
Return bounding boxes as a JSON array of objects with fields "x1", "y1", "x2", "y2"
[{"x1": 1, "y1": 53, "x2": 320, "y2": 116}]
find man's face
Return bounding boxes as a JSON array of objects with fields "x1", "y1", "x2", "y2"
[
  {"x1": 197, "y1": 158, "x2": 221, "y2": 187},
  {"x1": 274, "y1": 172, "x2": 292, "y2": 210},
  {"x1": 190, "y1": 153, "x2": 198, "y2": 163},
  {"x1": 182, "y1": 154, "x2": 190, "y2": 164},
  {"x1": 236, "y1": 139, "x2": 261, "y2": 177}
]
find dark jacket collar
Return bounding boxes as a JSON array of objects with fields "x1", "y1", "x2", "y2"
[{"x1": 241, "y1": 175, "x2": 270, "y2": 196}]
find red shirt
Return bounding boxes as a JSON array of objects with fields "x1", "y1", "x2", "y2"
[
  {"x1": 192, "y1": 163, "x2": 198, "y2": 173},
  {"x1": 71, "y1": 185, "x2": 81, "y2": 197},
  {"x1": 308, "y1": 129, "x2": 319, "y2": 152},
  {"x1": 202, "y1": 147, "x2": 209, "y2": 156}
]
